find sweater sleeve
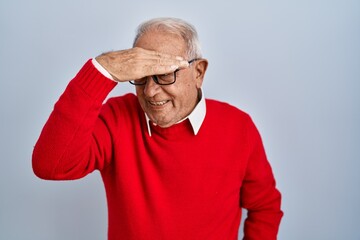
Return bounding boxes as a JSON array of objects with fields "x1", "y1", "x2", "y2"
[
  {"x1": 32, "y1": 59, "x2": 117, "y2": 180},
  {"x1": 240, "y1": 117, "x2": 283, "y2": 239}
]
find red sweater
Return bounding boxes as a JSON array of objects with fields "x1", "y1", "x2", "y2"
[{"x1": 33, "y1": 60, "x2": 283, "y2": 239}]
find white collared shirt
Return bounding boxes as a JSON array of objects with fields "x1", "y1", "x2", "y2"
[{"x1": 92, "y1": 58, "x2": 206, "y2": 136}]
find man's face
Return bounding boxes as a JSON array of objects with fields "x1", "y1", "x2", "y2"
[{"x1": 134, "y1": 30, "x2": 203, "y2": 128}]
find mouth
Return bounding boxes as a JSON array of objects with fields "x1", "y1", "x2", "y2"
[{"x1": 148, "y1": 100, "x2": 170, "y2": 106}]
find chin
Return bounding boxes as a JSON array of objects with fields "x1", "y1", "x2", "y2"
[{"x1": 154, "y1": 118, "x2": 175, "y2": 128}]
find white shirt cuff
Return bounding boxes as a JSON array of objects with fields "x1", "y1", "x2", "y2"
[{"x1": 91, "y1": 58, "x2": 116, "y2": 82}]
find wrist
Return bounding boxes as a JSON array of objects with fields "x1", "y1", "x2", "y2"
[
  {"x1": 72, "y1": 59, "x2": 117, "y2": 101},
  {"x1": 92, "y1": 58, "x2": 116, "y2": 82}
]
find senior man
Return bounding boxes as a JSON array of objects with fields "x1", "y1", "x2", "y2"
[{"x1": 33, "y1": 17, "x2": 283, "y2": 239}]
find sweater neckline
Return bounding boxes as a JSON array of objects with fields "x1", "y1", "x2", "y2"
[{"x1": 149, "y1": 119, "x2": 195, "y2": 141}]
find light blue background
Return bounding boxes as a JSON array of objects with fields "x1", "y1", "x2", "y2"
[{"x1": 1, "y1": 0, "x2": 359, "y2": 239}]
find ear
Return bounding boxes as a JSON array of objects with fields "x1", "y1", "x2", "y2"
[{"x1": 194, "y1": 59, "x2": 208, "y2": 89}]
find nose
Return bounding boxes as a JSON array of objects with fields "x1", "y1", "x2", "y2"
[{"x1": 143, "y1": 76, "x2": 161, "y2": 97}]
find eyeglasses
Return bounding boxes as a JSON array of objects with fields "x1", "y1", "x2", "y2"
[{"x1": 129, "y1": 58, "x2": 199, "y2": 86}]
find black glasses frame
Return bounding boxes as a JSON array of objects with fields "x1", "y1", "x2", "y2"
[{"x1": 129, "y1": 58, "x2": 200, "y2": 86}]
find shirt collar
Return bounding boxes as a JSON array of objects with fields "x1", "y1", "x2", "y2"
[{"x1": 145, "y1": 90, "x2": 206, "y2": 136}]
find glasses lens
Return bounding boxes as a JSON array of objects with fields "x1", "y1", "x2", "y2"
[
  {"x1": 129, "y1": 71, "x2": 178, "y2": 85},
  {"x1": 155, "y1": 72, "x2": 176, "y2": 85}
]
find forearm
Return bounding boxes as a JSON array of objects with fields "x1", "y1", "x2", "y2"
[{"x1": 32, "y1": 60, "x2": 117, "y2": 180}]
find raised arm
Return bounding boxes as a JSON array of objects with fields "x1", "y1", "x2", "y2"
[{"x1": 32, "y1": 48, "x2": 189, "y2": 180}]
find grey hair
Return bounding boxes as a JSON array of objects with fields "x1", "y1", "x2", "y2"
[{"x1": 133, "y1": 17, "x2": 202, "y2": 59}]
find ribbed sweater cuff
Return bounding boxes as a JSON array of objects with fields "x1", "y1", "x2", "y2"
[{"x1": 72, "y1": 59, "x2": 118, "y2": 101}]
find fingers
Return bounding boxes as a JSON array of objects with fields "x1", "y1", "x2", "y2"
[
  {"x1": 143, "y1": 64, "x2": 178, "y2": 77},
  {"x1": 138, "y1": 47, "x2": 184, "y2": 61},
  {"x1": 152, "y1": 58, "x2": 189, "y2": 71},
  {"x1": 134, "y1": 48, "x2": 189, "y2": 71}
]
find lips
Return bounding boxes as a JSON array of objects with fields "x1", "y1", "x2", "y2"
[{"x1": 148, "y1": 100, "x2": 169, "y2": 106}]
